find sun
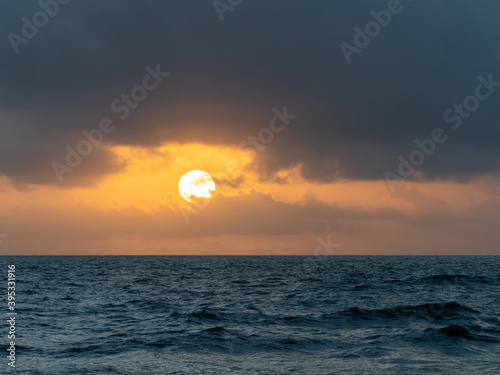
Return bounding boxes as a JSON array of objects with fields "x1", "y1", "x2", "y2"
[{"x1": 179, "y1": 170, "x2": 216, "y2": 203}]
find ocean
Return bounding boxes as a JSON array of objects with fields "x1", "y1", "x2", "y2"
[{"x1": 1, "y1": 256, "x2": 499, "y2": 374}]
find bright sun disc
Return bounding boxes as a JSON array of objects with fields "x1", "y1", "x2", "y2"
[{"x1": 179, "y1": 170, "x2": 216, "y2": 203}]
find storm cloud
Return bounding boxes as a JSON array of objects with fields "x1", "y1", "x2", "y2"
[{"x1": 1, "y1": 0, "x2": 500, "y2": 187}]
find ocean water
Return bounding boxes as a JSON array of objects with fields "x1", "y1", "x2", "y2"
[{"x1": 1, "y1": 256, "x2": 499, "y2": 374}]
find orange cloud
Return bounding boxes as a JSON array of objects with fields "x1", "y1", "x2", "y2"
[{"x1": 1, "y1": 143, "x2": 500, "y2": 255}]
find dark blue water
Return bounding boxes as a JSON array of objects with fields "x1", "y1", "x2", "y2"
[{"x1": 1, "y1": 256, "x2": 499, "y2": 374}]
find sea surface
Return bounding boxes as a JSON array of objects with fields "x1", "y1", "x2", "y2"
[{"x1": 1, "y1": 256, "x2": 499, "y2": 374}]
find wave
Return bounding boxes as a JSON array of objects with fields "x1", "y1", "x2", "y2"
[
  {"x1": 424, "y1": 324, "x2": 500, "y2": 343},
  {"x1": 331, "y1": 301, "x2": 479, "y2": 321},
  {"x1": 383, "y1": 274, "x2": 497, "y2": 286},
  {"x1": 420, "y1": 274, "x2": 491, "y2": 284},
  {"x1": 204, "y1": 326, "x2": 225, "y2": 333},
  {"x1": 169, "y1": 310, "x2": 225, "y2": 321}
]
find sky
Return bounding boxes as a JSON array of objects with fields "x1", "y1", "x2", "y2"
[{"x1": 0, "y1": 0, "x2": 499, "y2": 255}]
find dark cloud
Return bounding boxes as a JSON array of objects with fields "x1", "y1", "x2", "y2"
[{"x1": 1, "y1": 0, "x2": 500, "y2": 187}]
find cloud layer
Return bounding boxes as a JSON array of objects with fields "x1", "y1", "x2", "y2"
[{"x1": 1, "y1": 0, "x2": 500, "y2": 187}]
